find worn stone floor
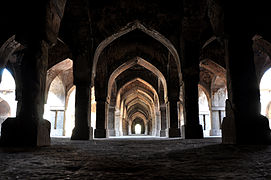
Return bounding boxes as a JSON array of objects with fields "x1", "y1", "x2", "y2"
[{"x1": 0, "y1": 137, "x2": 271, "y2": 179}]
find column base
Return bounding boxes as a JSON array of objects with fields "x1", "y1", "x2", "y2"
[
  {"x1": 222, "y1": 114, "x2": 271, "y2": 144},
  {"x1": 71, "y1": 126, "x2": 90, "y2": 140},
  {"x1": 181, "y1": 124, "x2": 203, "y2": 139},
  {"x1": 209, "y1": 129, "x2": 221, "y2": 136},
  {"x1": 168, "y1": 128, "x2": 181, "y2": 138},
  {"x1": 160, "y1": 129, "x2": 167, "y2": 137},
  {"x1": 0, "y1": 117, "x2": 51, "y2": 147},
  {"x1": 94, "y1": 129, "x2": 107, "y2": 138},
  {"x1": 107, "y1": 129, "x2": 116, "y2": 136}
]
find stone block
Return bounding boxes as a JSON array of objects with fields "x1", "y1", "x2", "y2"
[
  {"x1": 168, "y1": 128, "x2": 181, "y2": 138},
  {"x1": 222, "y1": 116, "x2": 236, "y2": 144},
  {"x1": 94, "y1": 129, "x2": 106, "y2": 138},
  {"x1": 160, "y1": 129, "x2": 168, "y2": 137},
  {"x1": 0, "y1": 117, "x2": 51, "y2": 147},
  {"x1": 71, "y1": 126, "x2": 90, "y2": 140},
  {"x1": 181, "y1": 124, "x2": 203, "y2": 139}
]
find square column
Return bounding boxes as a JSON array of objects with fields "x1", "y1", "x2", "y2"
[
  {"x1": 1, "y1": 40, "x2": 51, "y2": 146},
  {"x1": 107, "y1": 106, "x2": 116, "y2": 136},
  {"x1": 94, "y1": 100, "x2": 108, "y2": 138},
  {"x1": 168, "y1": 99, "x2": 181, "y2": 138},
  {"x1": 71, "y1": 84, "x2": 91, "y2": 140},
  {"x1": 181, "y1": 77, "x2": 203, "y2": 139},
  {"x1": 180, "y1": 41, "x2": 203, "y2": 139},
  {"x1": 222, "y1": 36, "x2": 271, "y2": 144},
  {"x1": 210, "y1": 107, "x2": 224, "y2": 136},
  {"x1": 160, "y1": 105, "x2": 168, "y2": 137}
]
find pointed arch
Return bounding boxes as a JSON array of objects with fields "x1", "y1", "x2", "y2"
[
  {"x1": 200, "y1": 58, "x2": 226, "y2": 80},
  {"x1": 108, "y1": 57, "x2": 167, "y2": 102},
  {"x1": 115, "y1": 78, "x2": 159, "y2": 109},
  {"x1": 92, "y1": 21, "x2": 181, "y2": 85},
  {"x1": 198, "y1": 84, "x2": 211, "y2": 110}
]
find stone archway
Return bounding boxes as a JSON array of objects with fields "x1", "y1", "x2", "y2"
[
  {"x1": 91, "y1": 21, "x2": 182, "y2": 86},
  {"x1": 198, "y1": 85, "x2": 211, "y2": 137},
  {"x1": 92, "y1": 22, "x2": 182, "y2": 138},
  {"x1": 107, "y1": 57, "x2": 168, "y2": 102},
  {"x1": 210, "y1": 76, "x2": 227, "y2": 136},
  {"x1": 45, "y1": 76, "x2": 66, "y2": 136},
  {"x1": 113, "y1": 78, "x2": 160, "y2": 137},
  {"x1": 103, "y1": 56, "x2": 169, "y2": 138},
  {"x1": 44, "y1": 58, "x2": 74, "y2": 137}
]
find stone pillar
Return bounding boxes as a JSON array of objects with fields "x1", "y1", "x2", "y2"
[
  {"x1": 128, "y1": 121, "x2": 132, "y2": 135},
  {"x1": 122, "y1": 119, "x2": 127, "y2": 135},
  {"x1": 222, "y1": 35, "x2": 271, "y2": 144},
  {"x1": 181, "y1": 76, "x2": 203, "y2": 139},
  {"x1": 180, "y1": 41, "x2": 203, "y2": 139},
  {"x1": 71, "y1": 84, "x2": 91, "y2": 140},
  {"x1": 168, "y1": 98, "x2": 181, "y2": 137},
  {"x1": 71, "y1": 43, "x2": 92, "y2": 140},
  {"x1": 115, "y1": 110, "x2": 121, "y2": 136},
  {"x1": 155, "y1": 108, "x2": 161, "y2": 136},
  {"x1": 107, "y1": 106, "x2": 115, "y2": 136},
  {"x1": 1, "y1": 40, "x2": 51, "y2": 146},
  {"x1": 0, "y1": 0, "x2": 67, "y2": 146},
  {"x1": 145, "y1": 122, "x2": 148, "y2": 135},
  {"x1": 94, "y1": 99, "x2": 108, "y2": 138},
  {"x1": 210, "y1": 107, "x2": 222, "y2": 136},
  {"x1": 160, "y1": 105, "x2": 167, "y2": 137}
]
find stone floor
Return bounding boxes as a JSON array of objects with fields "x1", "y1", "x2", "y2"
[{"x1": 0, "y1": 137, "x2": 271, "y2": 179}]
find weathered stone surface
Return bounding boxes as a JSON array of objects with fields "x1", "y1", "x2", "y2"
[
  {"x1": 1, "y1": 137, "x2": 271, "y2": 179},
  {"x1": 168, "y1": 128, "x2": 181, "y2": 138},
  {"x1": 0, "y1": 117, "x2": 50, "y2": 147}
]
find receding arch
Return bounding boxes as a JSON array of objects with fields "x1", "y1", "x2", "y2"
[
  {"x1": 130, "y1": 112, "x2": 148, "y2": 124},
  {"x1": 200, "y1": 59, "x2": 226, "y2": 79},
  {"x1": 92, "y1": 21, "x2": 182, "y2": 85},
  {"x1": 115, "y1": 78, "x2": 159, "y2": 109},
  {"x1": 127, "y1": 101, "x2": 152, "y2": 118},
  {"x1": 108, "y1": 58, "x2": 167, "y2": 102},
  {"x1": 126, "y1": 96, "x2": 154, "y2": 114},
  {"x1": 113, "y1": 77, "x2": 161, "y2": 137},
  {"x1": 45, "y1": 58, "x2": 73, "y2": 102}
]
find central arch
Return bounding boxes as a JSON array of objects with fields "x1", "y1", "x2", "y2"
[{"x1": 92, "y1": 21, "x2": 182, "y2": 86}]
